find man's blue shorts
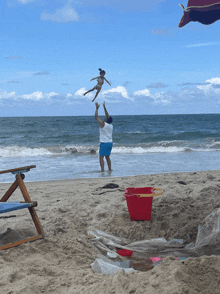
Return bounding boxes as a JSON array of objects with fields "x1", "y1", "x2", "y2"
[{"x1": 99, "y1": 143, "x2": 113, "y2": 157}]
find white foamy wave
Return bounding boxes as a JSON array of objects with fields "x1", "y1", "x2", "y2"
[
  {"x1": 127, "y1": 131, "x2": 142, "y2": 134},
  {"x1": 209, "y1": 141, "x2": 220, "y2": 149},
  {"x1": 112, "y1": 146, "x2": 189, "y2": 154},
  {"x1": 0, "y1": 146, "x2": 53, "y2": 158},
  {"x1": 60, "y1": 145, "x2": 98, "y2": 154}
]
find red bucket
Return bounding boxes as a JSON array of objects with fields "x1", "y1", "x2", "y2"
[{"x1": 123, "y1": 187, "x2": 162, "y2": 221}]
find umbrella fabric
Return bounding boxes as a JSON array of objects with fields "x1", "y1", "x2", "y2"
[{"x1": 179, "y1": 0, "x2": 220, "y2": 27}]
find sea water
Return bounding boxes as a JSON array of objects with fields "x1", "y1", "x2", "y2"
[{"x1": 0, "y1": 114, "x2": 220, "y2": 182}]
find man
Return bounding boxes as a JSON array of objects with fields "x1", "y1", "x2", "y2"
[{"x1": 95, "y1": 101, "x2": 113, "y2": 172}]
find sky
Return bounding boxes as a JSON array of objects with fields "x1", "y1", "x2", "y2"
[{"x1": 0, "y1": 0, "x2": 220, "y2": 116}]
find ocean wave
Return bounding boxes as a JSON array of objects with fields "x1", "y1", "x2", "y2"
[
  {"x1": 56, "y1": 143, "x2": 192, "y2": 154},
  {"x1": 1, "y1": 140, "x2": 220, "y2": 158},
  {"x1": 51, "y1": 144, "x2": 217, "y2": 155},
  {"x1": 127, "y1": 131, "x2": 142, "y2": 134},
  {"x1": 0, "y1": 145, "x2": 99, "y2": 158},
  {"x1": 112, "y1": 146, "x2": 188, "y2": 154},
  {"x1": 58, "y1": 145, "x2": 98, "y2": 154},
  {"x1": 208, "y1": 141, "x2": 220, "y2": 149},
  {"x1": 0, "y1": 146, "x2": 53, "y2": 158}
]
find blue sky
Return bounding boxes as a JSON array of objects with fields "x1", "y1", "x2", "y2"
[{"x1": 0, "y1": 0, "x2": 220, "y2": 116}]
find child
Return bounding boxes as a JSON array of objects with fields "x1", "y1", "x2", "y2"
[{"x1": 84, "y1": 68, "x2": 111, "y2": 102}]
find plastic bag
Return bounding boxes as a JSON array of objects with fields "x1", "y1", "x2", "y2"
[
  {"x1": 89, "y1": 208, "x2": 220, "y2": 262},
  {"x1": 91, "y1": 254, "x2": 135, "y2": 275}
]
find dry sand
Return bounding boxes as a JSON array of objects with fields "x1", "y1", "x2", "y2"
[{"x1": 0, "y1": 170, "x2": 220, "y2": 293}]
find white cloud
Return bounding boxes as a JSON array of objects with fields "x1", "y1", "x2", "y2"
[
  {"x1": 102, "y1": 86, "x2": 130, "y2": 99},
  {"x1": 21, "y1": 91, "x2": 59, "y2": 100},
  {"x1": 0, "y1": 91, "x2": 17, "y2": 99},
  {"x1": 75, "y1": 88, "x2": 86, "y2": 96},
  {"x1": 0, "y1": 91, "x2": 58, "y2": 101},
  {"x1": 133, "y1": 89, "x2": 151, "y2": 96},
  {"x1": 74, "y1": 87, "x2": 92, "y2": 98},
  {"x1": 206, "y1": 78, "x2": 220, "y2": 89},
  {"x1": 41, "y1": 3, "x2": 79, "y2": 22},
  {"x1": 206, "y1": 77, "x2": 220, "y2": 85},
  {"x1": 151, "y1": 92, "x2": 172, "y2": 105},
  {"x1": 196, "y1": 80, "x2": 220, "y2": 96},
  {"x1": 1, "y1": 77, "x2": 220, "y2": 114}
]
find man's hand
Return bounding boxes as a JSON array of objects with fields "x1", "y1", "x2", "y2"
[{"x1": 95, "y1": 102, "x2": 100, "y2": 109}]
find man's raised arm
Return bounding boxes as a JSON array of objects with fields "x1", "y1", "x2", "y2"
[
  {"x1": 95, "y1": 102, "x2": 104, "y2": 127},
  {"x1": 103, "y1": 101, "x2": 109, "y2": 118}
]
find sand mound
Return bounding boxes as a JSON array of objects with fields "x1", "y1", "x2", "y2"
[
  {"x1": 67, "y1": 256, "x2": 220, "y2": 294},
  {"x1": 86, "y1": 179, "x2": 220, "y2": 244},
  {"x1": 0, "y1": 171, "x2": 220, "y2": 293}
]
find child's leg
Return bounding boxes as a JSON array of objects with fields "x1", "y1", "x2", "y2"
[
  {"x1": 84, "y1": 86, "x2": 96, "y2": 96},
  {"x1": 92, "y1": 89, "x2": 101, "y2": 102}
]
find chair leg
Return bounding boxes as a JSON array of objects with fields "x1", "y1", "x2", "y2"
[
  {"x1": 16, "y1": 174, "x2": 44, "y2": 236},
  {"x1": 0, "y1": 235, "x2": 43, "y2": 250},
  {"x1": 0, "y1": 173, "x2": 44, "y2": 250},
  {"x1": 0, "y1": 179, "x2": 19, "y2": 202}
]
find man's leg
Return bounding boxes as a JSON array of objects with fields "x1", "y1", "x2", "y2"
[
  {"x1": 105, "y1": 155, "x2": 112, "y2": 171},
  {"x1": 99, "y1": 156, "x2": 104, "y2": 172}
]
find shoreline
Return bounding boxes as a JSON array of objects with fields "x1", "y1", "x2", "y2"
[
  {"x1": 1, "y1": 168, "x2": 220, "y2": 184},
  {"x1": 0, "y1": 169, "x2": 220, "y2": 293}
]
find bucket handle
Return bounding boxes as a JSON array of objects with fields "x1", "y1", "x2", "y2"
[{"x1": 138, "y1": 188, "x2": 163, "y2": 198}]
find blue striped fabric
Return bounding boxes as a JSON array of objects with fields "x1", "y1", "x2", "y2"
[{"x1": 0, "y1": 202, "x2": 31, "y2": 214}]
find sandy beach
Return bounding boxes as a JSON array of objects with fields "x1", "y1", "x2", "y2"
[{"x1": 1, "y1": 170, "x2": 220, "y2": 294}]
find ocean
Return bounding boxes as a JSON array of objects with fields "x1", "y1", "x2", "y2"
[{"x1": 0, "y1": 114, "x2": 220, "y2": 182}]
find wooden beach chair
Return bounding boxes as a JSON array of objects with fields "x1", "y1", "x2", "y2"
[{"x1": 0, "y1": 165, "x2": 44, "y2": 250}]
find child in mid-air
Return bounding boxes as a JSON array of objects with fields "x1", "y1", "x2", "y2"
[{"x1": 84, "y1": 68, "x2": 111, "y2": 102}]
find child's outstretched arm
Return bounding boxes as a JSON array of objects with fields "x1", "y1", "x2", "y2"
[
  {"x1": 90, "y1": 76, "x2": 99, "y2": 81},
  {"x1": 104, "y1": 78, "x2": 111, "y2": 86}
]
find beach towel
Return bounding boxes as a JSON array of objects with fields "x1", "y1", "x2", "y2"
[{"x1": 179, "y1": 0, "x2": 220, "y2": 27}]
